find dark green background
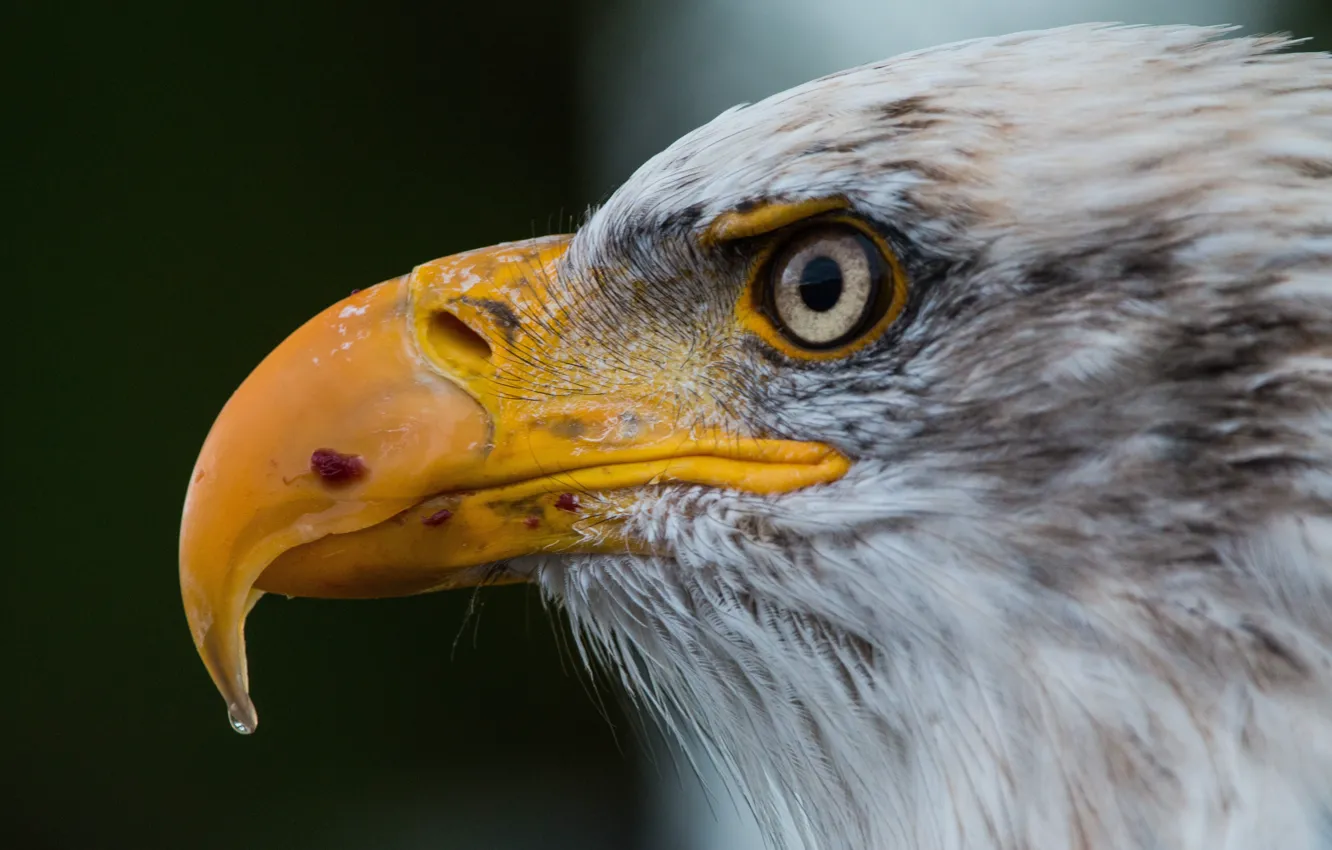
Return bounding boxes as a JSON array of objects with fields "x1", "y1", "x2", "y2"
[
  {"x1": 8, "y1": 3, "x2": 643, "y2": 849},
  {"x1": 8, "y1": 2, "x2": 1330, "y2": 849}
]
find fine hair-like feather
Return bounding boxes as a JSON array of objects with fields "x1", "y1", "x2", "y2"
[{"x1": 518, "y1": 24, "x2": 1332, "y2": 850}]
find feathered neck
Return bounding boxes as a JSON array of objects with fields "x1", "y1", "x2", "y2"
[{"x1": 540, "y1": 492, "x2": 1332, "y2": 850}]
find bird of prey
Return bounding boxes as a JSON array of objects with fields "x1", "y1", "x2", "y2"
[{"x1": 180, "y1": 24, "x2": 1332, "y2": 850}]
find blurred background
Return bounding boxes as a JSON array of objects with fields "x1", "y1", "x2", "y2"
[{"x1": 7, "y1": 1, "x2": 1329, "y2": 848}]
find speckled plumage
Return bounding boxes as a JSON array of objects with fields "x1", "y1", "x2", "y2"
[{"x1": 504, "y1": 24, "x2": 1331, "y2": 850}]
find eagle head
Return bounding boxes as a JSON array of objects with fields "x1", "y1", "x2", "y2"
[{"x1": 180, "y1": 24, "x2": 1332, "y2": 850}]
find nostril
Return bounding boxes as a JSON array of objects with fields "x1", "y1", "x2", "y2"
[{"x1": 427, "y1": 310, "x2": 492, "y2": 367}]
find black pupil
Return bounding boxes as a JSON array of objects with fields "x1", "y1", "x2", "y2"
[{"x1": 798, "y1": 256, "x2": 843, "y2": 312}]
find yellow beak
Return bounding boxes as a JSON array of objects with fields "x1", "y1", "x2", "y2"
[{"x1": 180, "y1": 235, "x2": 849, "y2": 733}]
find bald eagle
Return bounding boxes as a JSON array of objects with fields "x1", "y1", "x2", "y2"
[{"x1": 180, "y1": 24, "x2": 1332, "y2": 850}]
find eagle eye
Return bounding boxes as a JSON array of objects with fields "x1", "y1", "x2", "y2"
[{"x1": 759, "y1": 224, "x2": 903, "y2": 353}]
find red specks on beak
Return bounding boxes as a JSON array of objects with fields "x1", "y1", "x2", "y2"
[
  {"x1": 422, "y1": 508, "x2": 454, "y2": 527},
  {"x1": 309, "y1": 448, "x2": 367, "y2": 486}
]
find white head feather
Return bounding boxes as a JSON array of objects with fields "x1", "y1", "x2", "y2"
[{"x1": 522, "y1": 25, "x2": 1331, "y2": 850}]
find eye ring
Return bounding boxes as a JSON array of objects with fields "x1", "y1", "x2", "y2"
[{"x1": 744, "y1": 219, "x2": 908, "y2": 358}]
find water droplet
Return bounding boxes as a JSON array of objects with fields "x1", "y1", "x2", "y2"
[
  {"x1": 227, "y1": 701, "x2": 257, "y2": 735},
  {"x1": 228, "y1": 710, "x2": 253, "y2": 735}
]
